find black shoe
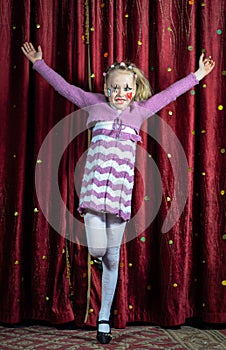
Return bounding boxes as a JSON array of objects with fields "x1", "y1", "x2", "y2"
[
  {"x1": 96, "y1": 319, "x2": 112, "y2": 344},
  {"x1": 93, "y1": 258, "x2": 103, "y2": 271}
]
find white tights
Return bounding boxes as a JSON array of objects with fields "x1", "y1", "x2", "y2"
[{"x1": 84, "y1": 210, "x2": 126, "y2": 333}]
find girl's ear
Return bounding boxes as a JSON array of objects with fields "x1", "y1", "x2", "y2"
[
  {"x1": 104, "y1": 83, "x2": 108, "y2": 97},
  {"x1": 132, "y1": 84, "x2": 137, "y2": 98}
]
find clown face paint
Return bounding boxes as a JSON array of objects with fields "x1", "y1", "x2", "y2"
[
  {"x1": 105, "y1": 71, "x2": 136, "y2": 110},
  {"x1": 126, "y1": 91, "x2": 133, "y2": 100}
]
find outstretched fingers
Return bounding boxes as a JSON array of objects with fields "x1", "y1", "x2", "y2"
[
  {"x1": 21, "y1": 42, "x2": 42, "y2": 63},
  {"x1": 22, "y1": 42, "x2": 35, "y2": 54}
]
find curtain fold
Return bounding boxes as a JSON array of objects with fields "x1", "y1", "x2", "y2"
[{"x1": 0, "y1": 0, "x2": 225, "y2": 327}]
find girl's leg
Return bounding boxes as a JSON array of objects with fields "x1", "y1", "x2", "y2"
[
  {"x1": 98, "y1": 214, "x2": 126, "y2": 333},
  {"x1": 84, "y1": 210, "x2": 107, "y2": 258}
]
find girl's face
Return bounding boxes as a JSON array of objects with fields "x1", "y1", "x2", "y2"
[{"x1": 104, "y1": 71, "x2": 136, "y2": 110}]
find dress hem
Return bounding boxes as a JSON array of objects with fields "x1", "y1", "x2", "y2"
[{"x1": 77, "y1": 204, "x2": 129, "y2": 222}]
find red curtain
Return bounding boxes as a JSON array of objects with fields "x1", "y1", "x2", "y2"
[{"x1": 0, "y1": 0, "x2": 225, "y2": 327}]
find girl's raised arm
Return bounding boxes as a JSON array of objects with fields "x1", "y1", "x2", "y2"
[
  {"x1": 21, "y1": 42, "x2": 105, "y2": 108},
  {"x1": 140, "y1": 53, "x2": 215, "y2": 118}
]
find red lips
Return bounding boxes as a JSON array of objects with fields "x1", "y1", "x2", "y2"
[{"x1": 115, "y1": 98, "x2": 126, "y2": 101}]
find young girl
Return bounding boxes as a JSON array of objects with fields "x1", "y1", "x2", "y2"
[{"x1": 21, "y1": 42, "x2": 215, "y2": 344}]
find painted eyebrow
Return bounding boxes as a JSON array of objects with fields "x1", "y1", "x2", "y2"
[
  {"x1": 110, "y1": 84, "x2": 132, "y2": 89},
  {"x1": 125, "y1": 84, "x2": 132, "y2": 90}
]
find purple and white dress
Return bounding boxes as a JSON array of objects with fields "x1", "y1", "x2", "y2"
[
  {"x1": 78, "y1": 120, "x2": 139, "y2": 221},
  {"x1": 33, "y1": 60, "x2": 199, "y2": 221}
]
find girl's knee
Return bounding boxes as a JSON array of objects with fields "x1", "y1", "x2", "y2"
[
  {"x1": 88, "y1": 246, "x2": 106, "y2": 258},
  {"x1": 103, "y1": 249, "x2": 120, "y2": 270},
  {"x1": 105, "y1": 258, "x2": 119, "y2": 270}
]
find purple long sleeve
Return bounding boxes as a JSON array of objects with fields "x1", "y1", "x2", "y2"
[
  {"x1": 33, "y1": 59, "x2": 106, "y2": 107},
  {"x1": 33, "y1": 59, "x2": 199, "y2": 130},
  {"x1": 140, "y1": 73, "x2": 199, "y2": 118}
]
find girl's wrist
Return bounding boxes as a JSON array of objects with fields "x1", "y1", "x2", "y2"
[
  {"x1": 32, "y1": 58, "x2": 42, "y2": 65},
  {"x1": 194, "y1": 68, "x2": 206, "y2": 81}
]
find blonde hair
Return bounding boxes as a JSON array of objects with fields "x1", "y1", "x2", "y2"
[{"x1": 104, "y1": 62, "x2": 152, "y2": 101}]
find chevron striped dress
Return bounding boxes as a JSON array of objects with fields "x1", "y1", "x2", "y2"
[{"x1": 78, "y1": 120, "x2": 141, "y2": 221}]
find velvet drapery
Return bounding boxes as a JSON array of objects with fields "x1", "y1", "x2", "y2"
[{"x1": 0, "y1": 0, "x2": 225, "y2": 327}]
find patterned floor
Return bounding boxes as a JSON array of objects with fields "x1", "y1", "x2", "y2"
[{"x1": 0, "y1": 323, "x2": 225, "y2": 349}]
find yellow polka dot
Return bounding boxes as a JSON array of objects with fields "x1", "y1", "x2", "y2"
[
  {"x1": 89, "y1": 308, "x2": 94, "y2": 313},
  {"x1": 128, "y1": 305, "x2": 133, "y2": 310},
  {"x1": 220, "y1": 190, "x2": 225, "y2": 195},
  {"x1": 221, "y1": 280, "x2": 226, "y2": 286},
  {"x1": 218, "y1": 105, "x2": 224, "y2": 111},
  {"x1": 173, "y1": 283, "x2": 178, "y2": 287}
]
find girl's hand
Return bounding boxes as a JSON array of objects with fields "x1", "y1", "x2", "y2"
[
  {"x1": 21, "y1": 42, "x2": 42, "y2": 64},
  {"x1": 194, "y1": 53, "x2": 215, "y2": 81},
  {"x1": 199, "y1": 53, "x2": 215, "y2": 75}
]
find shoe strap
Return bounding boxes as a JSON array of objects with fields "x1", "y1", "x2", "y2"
[{"x1": 97, "y1": 319, "x2": 110, "y2": 325}]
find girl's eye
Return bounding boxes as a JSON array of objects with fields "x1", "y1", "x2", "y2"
[{"x1": 124, "y1": 86, "x2": 132, "y2": 91}]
